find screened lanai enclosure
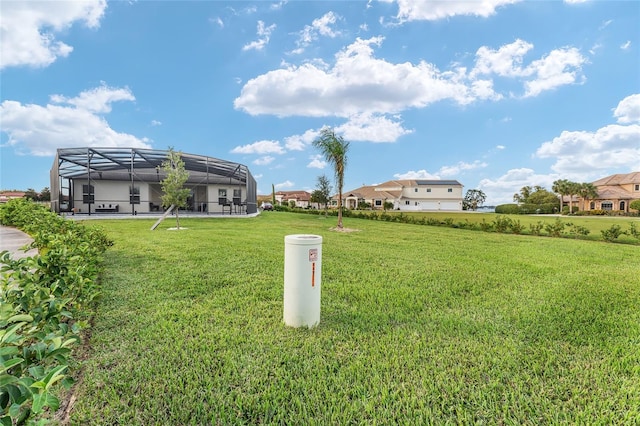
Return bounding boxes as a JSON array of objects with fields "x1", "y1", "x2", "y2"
[{"x1": 50, "y1": 148, "x2": 257, "y2": 215}]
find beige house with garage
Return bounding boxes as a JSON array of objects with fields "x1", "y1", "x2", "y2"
[{"x1": 332, "y1": 179, "x2": 464, "y2": 211}]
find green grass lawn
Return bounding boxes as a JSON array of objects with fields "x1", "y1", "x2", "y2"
[
  {"x1": 352, "y1": 210, "x2": 640, "y2": 244},
  {"x1": 69, "y1": 213, "x2": 639, "y2": 424}
]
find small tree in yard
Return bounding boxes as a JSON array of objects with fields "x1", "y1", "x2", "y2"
[
  {"x1": 310, "y1": 174, "x2": 332, "y2": 211},
  {"x1": 630, "y1": 199, "x2": 640, "y2": 213},
  {"x1": 160, "y1": 147, "x2": 190, "y2": 229},
  {"x1": 312, "y1": 128, "x2": 349, "y2": 229},
  {"x1": 463, "y1": 189, "x2": 487, "y2": 211}
]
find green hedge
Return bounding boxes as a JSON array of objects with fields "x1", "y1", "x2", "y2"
[
  {"x1": 1, "y1": 198, "x2": 112, "y2": 425},
  {"x1": 495, "y1": 203, "x2": 557, "y2": 214}
]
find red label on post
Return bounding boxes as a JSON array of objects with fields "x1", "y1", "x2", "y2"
[
  {"x1": 309, "y1": 248, "x2": 318, "y2": 262},
  {"x1": 311, "y1": 262, "x2": 315, "y2": 287}
]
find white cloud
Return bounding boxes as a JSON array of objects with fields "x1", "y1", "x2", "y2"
[
  {"x1": 231, "y1": 140, "x2": 285, "y2": 155},
  {"x1": 293, "y1": 12, "x2": 341, "y2": 53},
  {"x1": 236, "y1": 36, "x2": 475, "y2": 117},
  {"x1": 471, "y1": 39, "x2": 533, "y2": 78},
  {"x1": 211, "y1": 17, "x2": 224, "y2": 28},
  {"x1": 0, "y1": 0, "x2": 107, "y2": 69},
  {"x1": 496, "y1": 145, "x2": 506, "y2": 150},
  {"x1": 50, "y1": 83, "x2": 135, "y2": 113},
  {"x1": 253, "y1": 156, "x2": 275, "y2": 166},
  {"x1": 535, "y1": 124, "x2": 640, "y2": 174},
  {"x1": 522, "y1": 47, "x2": 587, "y2": 97},
  {"x1": 589, "y1": 43, "x2": 602, "y2": 55},
  {"x1": 478, "y1": 168, "x2": 557, "y2": 205},
  {"x1": 0, "y1": 85, "x2": 150, "y2": 156},
  {"x1": 394, "y1": 170, "x2": 440, "y2": 180},
  {"x1": 599, "y1": 19, "x2": 613, "y2": 30},
  {"x1": 613, "y1": 94, "x2": 640, "y2": 124},
  {"x1": 393, "y1": 0, "x2": 520, "y2": 22},
  {"x1": 270, "y1": 1, "x2": 287, "y2": 11},
  {"x1": 284, "y1": 129, "x2": 319, "y2": 151},
  {"x1": 242, "y1": 21, "x2": 276, "y2": 51},
  {"x1": 151, "y1": 120, "x2": 162, "y2": 126},
  {"x1": 275, "y1": 180, "x2": 295, "y2": 189},
  {"x1": 621, "y1": 41, "x2": 631, "y2": 50},
  {"x1": 335, "y1": 113, "x2": 413, "y2": 142},
  {"x1": 307, "y1": 155, "x2": 327, "y2": 169},
  {"x1": 438, "y1": 161, "x2": 488, "y2": 177},
  {"x1": 471, "y1": 40, "x2": 587, "y2": 98},
  {"x1": 236, "y1": 37, "x2": 584, "y2": 120}
]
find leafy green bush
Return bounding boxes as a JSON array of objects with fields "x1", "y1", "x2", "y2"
[
  {"x1": 493, "y1": 215, "x2": 512, "y2": 233},
  {"x1": 1, "y1": 198, "x2": 112, "y2": 424},
  {"x1": 568, "y1": 224, "x2": 590, "y2": 238},
  {"x1": 495, "y1": 204, "x2": 520, "y2": 214},
  {"x1": 510, "y1": 219, "x2": 524, "y2": 234},
  {"x1": 529, "y1": 221, "x2": 544, "y2": 236},
  {"x1": 544, "y1": 218, "x2": 566, "y2": 237},
  {"x1": 601, "y1": 225, "x2": 624, "y2": 243},
  {"x1": 519, "y1": 203, "x2": 557, "y2": 214},
  {"x1": 495, "y1": 203, "x2": 557, "y2": 215}
]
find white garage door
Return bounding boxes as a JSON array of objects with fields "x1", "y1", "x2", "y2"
[
  {"x1": 421, "y1": 201, "x2": 439, "y2": 210},
  {"x1": 440, "y1": 201, "x2": 460, "y2": 211}
]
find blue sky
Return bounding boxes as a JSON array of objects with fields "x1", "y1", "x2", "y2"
[{"x1": 1, "y1": 0, "x2": 639, "y2": 204}]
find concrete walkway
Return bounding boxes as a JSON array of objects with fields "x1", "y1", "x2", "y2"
[{"x1": 0, "y1": 226, "x2": 37, "y2": 259}]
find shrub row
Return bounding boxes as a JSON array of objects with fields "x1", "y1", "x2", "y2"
[
  {"x1": 276, "y1": 207, "x2": 640, "y2": 244},
  {"x1": 0, "y1": 198, "x2": 112, "y2": 425},
  {"x1": 495, "y1": 203, "x2": 558, "y2": 214}
]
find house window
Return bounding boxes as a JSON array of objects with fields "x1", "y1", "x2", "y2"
[
  {"x1": 233, "y1": 189, "x2": 241, "y2": 198},
  {"x1": 635, "y1": 184, "x2": 640, "y2": 191},
  {"x1": 427, "y1": 188, "x2": 431, "y2": 193},
  {"x1": 405, "y1": 200, "x2": 410, "y2": 205},
  {"x1": 374, "y1": 200, "x2": 382, "y2": 206},
  {"x1": 218, "y1": 189, "x2": 227, "y2": 197},
  {"x1": 129, "y1": 186, "x2": 140, "y2": 204},
  {"x1": 620, "y1": 201, "x2": 626, "y2": 211},
  {"x1": 414, "y1": 188, "x2": 418, "y2": 192},
  {"x1": 82, "y1": 184, "x2": 94, "y2": 204},
  {"x1": 448, "y1": 188, "x2": 453, "y2": 193},
  {"x1": 590, "y1": 201, "x2": 595, "y2": 210},
  {"x1": 602, "y1": 201, "x2": 613, "y2": 211},
  {"x1": 415, "y1": 202, "x2": 419, "y2": 206}
]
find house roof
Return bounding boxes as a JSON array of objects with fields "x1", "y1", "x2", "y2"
[
  {"x1": 377, "y1": 179, "x2": 463, "y2": 187},
  {"x1": 0, "y1": 191, "x2": 25, "y2": 197},
  {"x1": 592, "y1": 172, "x2": 640, "y2": 186},
  {"x1": 596, "y1": 186, "x2": 636, "y2": 200},
  {"x1": 344, "y1": 185, "x2": 400, "y2": 200},
  {"x1": 277, "y1": 190, "x2": 311, "y2": 201},
  {"x1": 339, "y1": 178, "x2": 463, "y2": 199}
]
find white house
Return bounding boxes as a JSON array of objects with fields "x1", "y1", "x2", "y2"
[{"x1": 334, "y1": 179, "x2": 464, "y2": 211}]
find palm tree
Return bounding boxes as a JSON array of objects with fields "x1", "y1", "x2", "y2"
[
  {"x1": 577, "y1": 182, "x2": 599, "y2": 211},
  {"x1": 552, "y1": 179, "x2": 570, "y2": 214},
  {"x1": 312, "y1": 128, "x2": 349, "y2": 229},
  {"x1": 566, "y1": 181, "x2": 580, "y2": 214}
]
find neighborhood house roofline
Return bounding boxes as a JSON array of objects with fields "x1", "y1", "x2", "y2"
[{"x1": 415, "y1": 180, "x2": 462, "y2": 186}]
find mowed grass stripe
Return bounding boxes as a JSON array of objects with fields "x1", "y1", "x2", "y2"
[{"x1": 69, "y1": 213, "x2": 639, "y2": 425}]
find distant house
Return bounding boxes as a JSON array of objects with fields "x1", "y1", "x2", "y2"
[
  {"x1": 579, "y1": 172, "x2": 640, "y2": 213},
  {"x1": 275, "y1": 190, "x2": 315, "y2": 208},
  {"x1": 332, "y1": 179, "x2": 464, "y2": 211},
  {"x1": 0, "y1": 191, "x2": 26, "y2": 203}
]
